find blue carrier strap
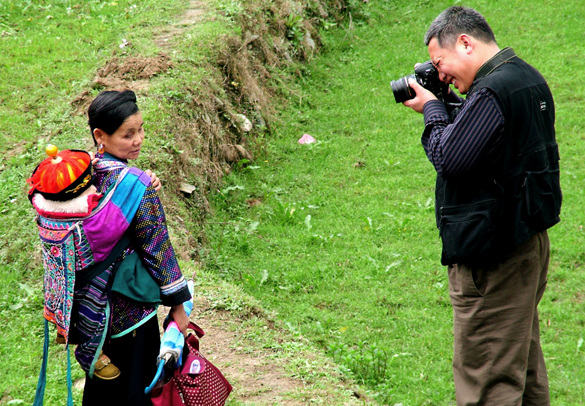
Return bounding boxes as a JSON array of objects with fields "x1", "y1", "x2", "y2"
[{"x1": 33, "y1": 319, "x2": 74, "y2": 406}]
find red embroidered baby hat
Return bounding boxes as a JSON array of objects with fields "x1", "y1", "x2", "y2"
[{"x1": 27, "y1": 145, "x2": 93, "y2": 201}]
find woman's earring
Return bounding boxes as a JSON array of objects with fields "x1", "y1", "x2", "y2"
[{"x1": 98, "y1": 143, "x2": 105, "y2": 154}]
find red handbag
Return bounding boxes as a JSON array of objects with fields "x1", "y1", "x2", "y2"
[{"x1": 151, "y1": 322, "x2": 232, "y2": 406}]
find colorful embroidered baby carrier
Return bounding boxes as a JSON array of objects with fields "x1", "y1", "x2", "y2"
[
  {"x1": 37, "y1": 166, "x2": 149, "y2": 340},
  {"x1": 33, "y1": 166, "x2": 151, "y2": 406}
]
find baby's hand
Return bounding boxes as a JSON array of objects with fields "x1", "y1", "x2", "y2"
[
  {"x1": 144, "y1": 169, "x2": 162, "y2": 191},
  {"x1": 89, "y1": 152, "x2": 99, "y2": 166}
]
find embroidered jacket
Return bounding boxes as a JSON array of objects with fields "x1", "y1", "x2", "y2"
[
  {"x1": 69, "y1": 154, "x2": 190, "y2": 375},
  {"x1": 94, "y1": 153, "x2": 191, "y2": 336}
]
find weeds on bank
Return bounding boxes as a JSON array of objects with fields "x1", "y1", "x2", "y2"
[{"x1": 330, "y1": 341, "x2": 390, "y2": 385}]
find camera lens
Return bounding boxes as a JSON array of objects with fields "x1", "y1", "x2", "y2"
[{"x1": 391, "y1": 75, "x2": 416, "y2": 103}]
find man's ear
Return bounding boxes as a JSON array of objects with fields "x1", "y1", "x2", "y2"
[{"x1": 458, "y1": 34, "x2": 473, "y2": 53}]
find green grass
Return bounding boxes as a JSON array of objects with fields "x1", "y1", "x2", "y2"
[
  {"x1": 0, "y1": 0, "x2": 187, "y2": 146},
  {"x1": 2, "y1": 0, "x2": 585, "y2": 404},
  {"x1": 204, "y1": 0, "x2": 585, "y2": 404}
]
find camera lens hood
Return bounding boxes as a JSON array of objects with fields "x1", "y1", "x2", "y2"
[{"x1": 391, "y1": 74, "x2": 416, "y2": 103}]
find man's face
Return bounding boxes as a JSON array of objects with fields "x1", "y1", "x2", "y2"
[{"x1": 428, "y1": 37, "x2": 475, "y2": 94}]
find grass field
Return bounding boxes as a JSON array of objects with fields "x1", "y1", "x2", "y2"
[
  {"x1": 1, "y1": 0, "x2": 585, "y2": 404},
  {"x1": 204, "y1": 0, "x2": 585, "y2": 404}
]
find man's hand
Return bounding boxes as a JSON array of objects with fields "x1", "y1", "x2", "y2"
[
  {"x1": 403, "y1": 80, "x2": 437, "y2": 113},
  {"x1": 144, "y1": 169, "x2": 162, "y2": 191}
]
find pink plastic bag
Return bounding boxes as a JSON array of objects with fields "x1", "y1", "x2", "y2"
[{"x1": 298, "y1": 133, "x2": 316, "y2": 144}]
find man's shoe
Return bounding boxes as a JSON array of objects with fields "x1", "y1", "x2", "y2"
[{"x1": 94, "y1": 352, "x2": 121, "y2": 380}]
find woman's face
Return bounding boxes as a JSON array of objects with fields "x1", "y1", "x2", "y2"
[{"x1": 95, "y1": 112, "x2": 144, "y2": 160}]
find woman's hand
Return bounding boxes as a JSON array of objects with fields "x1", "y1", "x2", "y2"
[
  {"x1": 144, "y1": 169, "x2": 162, "y2": 191},
  {"x1": 169, "y1": 304, "x2": 189, "y2": 335}
]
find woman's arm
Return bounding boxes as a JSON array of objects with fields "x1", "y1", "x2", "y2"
[{"x1": 132, "y1": 184, "x2": 192, "y2": 333}]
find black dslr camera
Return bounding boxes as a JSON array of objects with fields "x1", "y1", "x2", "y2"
[{"x1": 391, "y1": 61, "x2": 447, "y2": 103}]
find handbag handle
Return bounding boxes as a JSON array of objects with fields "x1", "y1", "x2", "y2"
[
  {"x1": 163, "y1": 318, "x2": 205, "y2": 338},
  {"x1": 187, "y1": 321, "x2": 205, "y2": 338},
  {"x1": 183, "y1": 321, "x2": 205, "y2": 353}
]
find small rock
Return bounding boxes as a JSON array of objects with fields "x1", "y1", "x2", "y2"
[
  {"x1": 243, "y1": 31, "x2": 260, "y2": 47},
  {"x1": 180, "y1": 183, "x2": 197, "y2": 196},
  {"x1": 304, "y1": 31, "x2": 315, "y2": 50},
  {"x1": 235, "y1": 114, "x2": 253, "y2": 132}
]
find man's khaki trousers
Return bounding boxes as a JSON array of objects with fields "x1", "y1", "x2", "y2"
[{"x1": 448, "y1": 231, "x2": 551, "y2": 406}]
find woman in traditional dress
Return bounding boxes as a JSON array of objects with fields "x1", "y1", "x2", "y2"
[{"x1": 79, "y1": 89, "x2": 191, "y2": 405}]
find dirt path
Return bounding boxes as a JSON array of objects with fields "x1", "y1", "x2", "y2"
[
  {"x1": 178, "y1": 294, "x2": 365, "y2": 405},
  {"x1": 189, "y1": 304, "x2": 306, "y2": 403},
  {"x1": 154, "y1": 0, "x2": 206, "y2": 48}
]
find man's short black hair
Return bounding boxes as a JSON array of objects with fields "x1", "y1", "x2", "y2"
[{"x1": 424, "y1": 6, "x2": 497, "y2": 47}]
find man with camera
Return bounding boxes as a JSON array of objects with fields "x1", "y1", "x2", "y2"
[{"x1": 400, "y1": 6, "x2": 561, "y2": 405}]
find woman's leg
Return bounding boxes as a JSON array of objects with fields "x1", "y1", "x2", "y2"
[{"x1": 82, "y1": 316, "x2": 160, "y2": 406}]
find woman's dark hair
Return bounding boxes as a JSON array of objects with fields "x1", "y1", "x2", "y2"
[
  {"x1": 424, "y1": 6, "x2": 496, "y2": 48},
  {"x1": 87, "y1": 90, "x2": 139, "y2": 144}
]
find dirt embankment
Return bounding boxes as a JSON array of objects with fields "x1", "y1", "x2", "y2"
[{"x1": 70, "y1": 0, "x2": 370, "y2": 404}]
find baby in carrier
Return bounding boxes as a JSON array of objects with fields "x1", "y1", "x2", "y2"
[{"x1": 28, "y1": 145, "x2": 121, "y2": 380}]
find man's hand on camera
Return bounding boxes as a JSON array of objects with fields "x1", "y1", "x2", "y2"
[{"x1": 403, "y1": 79, "x2": 437, "y2": 113}]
